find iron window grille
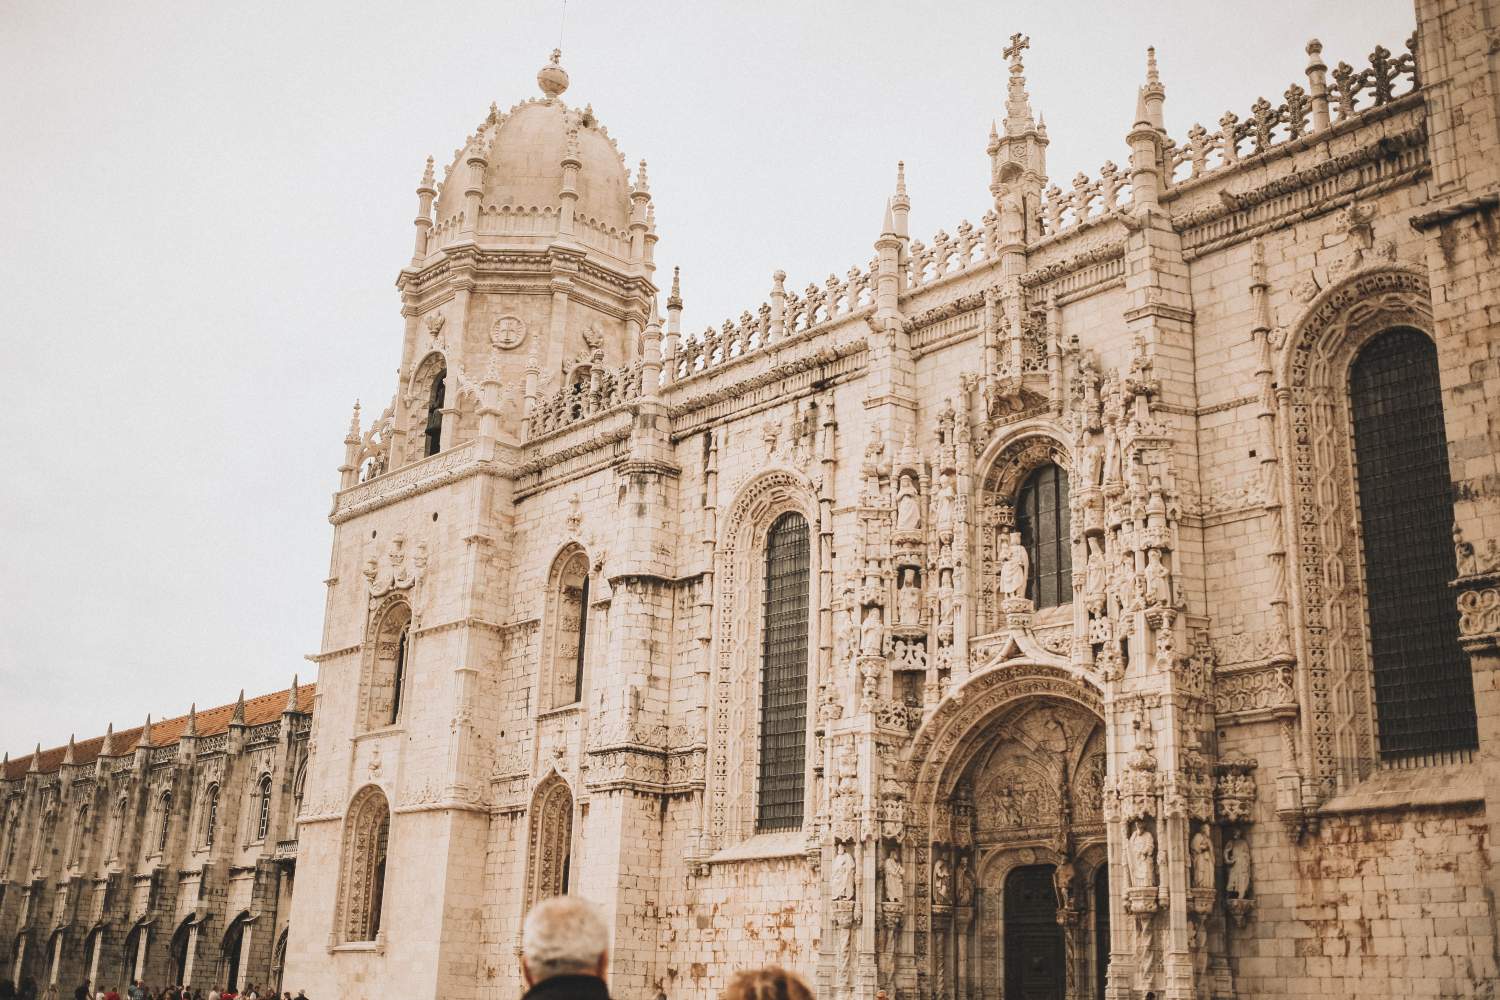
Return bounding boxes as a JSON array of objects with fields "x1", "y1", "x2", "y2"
[
  {"x1": 1016, "y1": 463, "x2": 1073, "y2": 609},
  {"x1": 756, "y1": 512, "x2": 810, "y2": 832},
  {"x1": 1349, "y1": 327, "x2": 1476, "y2": 759}
]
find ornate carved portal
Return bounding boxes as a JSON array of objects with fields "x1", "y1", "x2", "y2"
[
  {"x1": 915, "y1": 680, "x2": 1110, "y2": 1000},
  {"x1": 526, "y1": 776, "x2": 574, "y2": 905}
]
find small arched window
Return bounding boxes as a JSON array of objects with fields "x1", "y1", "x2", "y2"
[
  {"x1": 293, "y1": 761, "x2": 307, "y2": 819},
  {"x1": 203, "y1": 784, "x2": 220, "y2": 848},
  {"x1": 423, "y1": 368, "x2": 446, "y2": 458},
  {"x1": 68, "y1": 805, "x2": 89, "y2": 868},
  {"x1": 756, "y1": 512, "x2": 810, "y2": 832},
  {"x1": 1348, "y1": 327, "x2": 1476, "y2": 758},
  {"x1": 255, "y1": 775, "x2": 273, "y2": 842},
  {"x1": 545, "y1": 548, "x2": 591, "y2": 708},
  {"x1": 389, "y1": 626, "x2": 410, "y2": 725},
  {"x1": 109, "y1": 795, "x2": 129, "y2": 859},
  {"x1": 339, "y1": 787, "x2": 391, "y2": 943},
  {"x1": 156, "y1": 792, "x2": 173, "y2": 855},
  {"x1": 1016, "y1": 463, "x2": 1072, "y2": 609}
]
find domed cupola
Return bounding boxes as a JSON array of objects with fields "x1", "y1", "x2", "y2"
[{"x1": 422, "y1": 49, "x2": 643, "y2": 264}]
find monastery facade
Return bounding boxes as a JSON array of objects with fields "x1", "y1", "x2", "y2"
[{"x1": 6, "y1": 0, "x2": 1500, "y2": 998}]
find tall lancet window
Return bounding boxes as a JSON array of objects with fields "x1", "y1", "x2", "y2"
[
  {"x1": 756, "y1": 512, "x2": 810, "y2": 832},
  {"x1": 423, "y1": 368, "x2": 446, "y2": 458},
  {"x1": 1349, "y1": 327, "x2": 1476, "y2": 759},
  {"x1": 156, "y1": 792, "x2": 173, "y2": 855},
  {"x1": 389, "y1": 625, "x2": 409, "y2": 725},
  {"x1": 545, "y1": 548, "x2": 591, "y2": 708},
  {"x1": 339, "y1": 787, "x2": 391, "y2": 943},
  {"x1": 1016, "y1": 464, "x2": 1072, "y2": 609}
]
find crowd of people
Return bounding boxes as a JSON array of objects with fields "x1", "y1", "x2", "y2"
[
  {"x1": 3, "y1": 896, "x2": 809, "y2": 1000},
  {"x1": 0, "y1": 981, "x2": 309, "y2": 1000}
]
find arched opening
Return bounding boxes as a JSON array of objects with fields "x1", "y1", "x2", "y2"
[
  {"x1": 423, "y1": 367, "x2": 446, "y2": 457},
  {"x1": 202, "y1": 784, "x2": 220, "y2": 849},
  {"x1": 220, "y1": 912, "x2": 249, "y2": 991},
  {"x1": 543, "y1": 547, "x2": 591, "y2": 709},
  {"x1": 1005, "y1": 864, "x2": 1065, "y2": 1000},
  {"x1": 168, "y1": 919, "x2": 191, "y2": 987},
  {"x1": 155, "y1": 792, "x2": 172, "y2": 856},
  {"x1": 255, "y1": 775, "x2": 273, "y2": 842},
  {"x1": 364, "y1": 600, "x2": 413, "y2": 730},
  {"x1": 1016, "y1": 463, "x2": 1072, "y2": 609},
  {"x1": 338, "y1": 787, "x2": 390, "y2": 944},
  {"x1": 756, "y1": 511, "x2": 810, "y2": 832},
  {"x1": 526, "y1": 778, "x2": 574, "y2": 905},
  {"x1": 271, "y1": 927, "x2": 289, "y2": 995},
  {"x1": 1348, "y1": 327, "x2": 1475, "y2": 759}
]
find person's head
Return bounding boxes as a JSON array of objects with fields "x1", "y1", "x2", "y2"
[
  {"x1": 722, "y1": 967, "x2": 813, "y2": 1000},
  {"x1": 519, "y1": 896, "x2": 609, "y2": 987}
]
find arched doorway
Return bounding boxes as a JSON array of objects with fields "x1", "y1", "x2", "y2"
[
  {"x1": 1005, "y1": 865, "x2": 1064, "y2": 1000},
  {"x1": 909, "y1": 663, "x2": 1111, "y2": 1000}
]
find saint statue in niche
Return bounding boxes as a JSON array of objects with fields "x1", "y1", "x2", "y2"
[
  {"x1": 1084, "y1": 536, "x2": 1107, "y2": 614},
  {"x1": 1223, "y1": 833, "x2": 1251, "y2": 899},
  {"x1": 860, "y1": 604, "x2": 884, "y2": 656},
  {"x1": 832, "y1": 842, "x2": 856, "y2": 900},
  {"x1": 896, "y1": 568, "x2": 920, "y2": 625},
  {"x1": 895, "y1": 472, "x2": 922, "y2": 533},
  {"x1": 1128, "y1": 822, "x2": 1157, "y2": 888},
  {"x1": 1145, "y1": 548, "x2": 1172, "y2": 607},
  {"x1": 933, "y1": 857, "x2": 952, "y2": 903},
  {"x1": 1190, "y1": 828, "x2": 1216, "y2": 890},
  {"x1": 883, "y1": 853, "x2": 905, "y2": 904},
  {"x1": 998, "y1": 531, "x2": 1029, "y2": 600}
]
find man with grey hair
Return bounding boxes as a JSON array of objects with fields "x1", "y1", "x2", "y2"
[{"x1": 520, "y1": 896, "x2": 611, "y2": 1000}]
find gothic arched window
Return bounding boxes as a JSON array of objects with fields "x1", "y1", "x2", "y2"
[
  {"x1": 339, "y1": 787, "x2": 391, "y2": 943},
  {"x1": 1348, "y1": 327, "x2": 1476, "y2": 759},
  {"x1": 1016, "y1": 464, "x2": 1072, "y2": 609},
  {"x1": 423, "y1": 368, "x2": 446, "y2": 458},
  {"x1": 389, "y1": 625, "x2": 410, "y2": 725},
  {"x1": 364, "y1": 601, "x2": 413, "y2": 730},
  {"x1": 756, "y1": 512, "x2": 810, "y2": 832},
  {"x1": 203, "y1": 784, "x2": 220, "y2": 849},
  {"x1": 255, "y1": 775, "x2": 273, "y2": 842},
  {"x1": 67, "y1": 805, "x2": 89, "y2": 868},
  {"x1": 109, "y1": 794, "x2": 128, "y2": 860},
  {"x1": 156, "y1": 792, "x2": 172, "y2": 855},
  {"x1": 544, "y1": 548, "x2": 591, "y2": 709}
]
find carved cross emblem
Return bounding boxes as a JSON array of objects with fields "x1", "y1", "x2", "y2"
[{"x1": 1003, "y1": 33, "x2": 1029, "y2": 66}]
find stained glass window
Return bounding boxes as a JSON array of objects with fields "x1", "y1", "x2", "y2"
[{"x1": 1017, "y1": 464, "x2": 1073, "y2": 609}]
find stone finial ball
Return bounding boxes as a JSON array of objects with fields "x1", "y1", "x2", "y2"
[{"x1": 538, "y1": 49, "x2": 569, "y2": 99}]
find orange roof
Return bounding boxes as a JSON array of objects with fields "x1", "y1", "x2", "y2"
[{"x1": 3, "y1": 684, "x2": 315, "y2": 781}]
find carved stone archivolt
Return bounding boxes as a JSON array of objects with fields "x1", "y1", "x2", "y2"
[{"x1": 1278, "y1": 264, "x2": 1434, "y2": 795}]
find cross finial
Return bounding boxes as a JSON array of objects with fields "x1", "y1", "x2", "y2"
[{"x1": 1003, "y1": 32, "x2": 1030, "y2": 69}]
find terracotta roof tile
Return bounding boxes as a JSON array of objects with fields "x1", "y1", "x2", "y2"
[{"x1": 3, "y1": 684, "x2": 314, "y2": 781}]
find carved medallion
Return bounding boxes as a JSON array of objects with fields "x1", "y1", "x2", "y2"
[{"x1": 492, "y1": 315, "x2": 528, "y2": 351}]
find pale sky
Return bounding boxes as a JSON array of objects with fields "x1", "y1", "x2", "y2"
[{"x1": 0, "y1": 0, "x2": 1417, "y2": 755}]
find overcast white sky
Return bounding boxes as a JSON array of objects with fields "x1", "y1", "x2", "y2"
[{"x1": 0, "y1": 0, "x2": 1417, "y2": 755}]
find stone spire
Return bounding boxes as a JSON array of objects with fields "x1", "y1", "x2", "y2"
[
  {"x1": 890, "y1": 161, "x2": 910, "y2": 240},
  {"x1": 285, "y1": 675, "x2": 300, "y2": 713},
  {"x1": 62, "y1": 735, "x2": 76, "y2": 766},
  {"x1": 139, "y1": 713, "x2": 154, "y2": 748},
  {"x1": 1141, "y1": 47, "x2": 1167, "y2": 132},
  {"x1": 184, "y1": 704, "x2": 198, "y2": 738},
  {"x1": 537, "y1": 48, "x2": 569, "y2": 100},
  {"x1": 230, "y1": 689, "x2": 246, "y2": 726},
  {"x1": 101, "y1": 723, "x2": 115, "y2": 757},
  {"x1": 1002, "y1": 32, "x2": 1036, "y2": 134},
  {"x1": 412, "y1": 156, "x2": 437, "y2": 265},
  {"x1": 29, "y1": 743, "x2": 41, "y2": 772}
]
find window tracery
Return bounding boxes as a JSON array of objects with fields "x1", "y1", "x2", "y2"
[
  {"x1": 202, "y1": 784, "x2": 220, "y2": 849},
  {"x1": 542, "y1": 546, "x2": 591, "y2": 709},
  {"x1": 525, "y1": 776, "x2": 574, "y2": 905},
  {"x1": 155, "y1": 792, "x2": 172, "y2": 856},
  {"x1": 255, "y1": 775, "x2": 273, "y2": 842},
  {"x1": 337, "y1": 786, "x2": 390, "y2": 943},
  {"x1": 362, "y1": 599, "x2": 413, "y2": 730},
  {"x1": 978, "y1": 434, "x2": 1073, "y2": 630}
]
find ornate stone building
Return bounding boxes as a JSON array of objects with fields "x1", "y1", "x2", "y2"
[
  {"x1": 10, "y1": 0, "x2": 1500, "y2": 997},
  {"x1": 0, "y1": 688, "x2": 312, "y2": 994}
]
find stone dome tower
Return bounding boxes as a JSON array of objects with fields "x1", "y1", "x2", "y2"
[{"x1": 387, "y1": 49, "x2": 658, "y2": 462}]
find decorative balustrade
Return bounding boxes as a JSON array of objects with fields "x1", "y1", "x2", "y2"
[
  {"x1": 526, "y1": 360, "x2": 645, "y2": 439},
  {"x1": 1167, "y1": 35, "x2": 1419, "y2": 187},
  {"x1": 197, "y1": 733, "x2": 228, "y2": 756},
  {"x1": 247, "y1": 721, "x2": 281, "y2": 745},
  {"x1": 150, "y1": 746, "x2": 176, "y2": 766},
  {"x1": 1041, "y1": 163, "x2": 1134, "y2": 237},
  {"x1": 907, "y1": 217, "x2": 999, "y2": 287}
]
